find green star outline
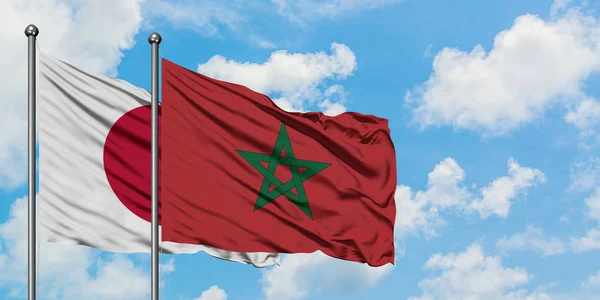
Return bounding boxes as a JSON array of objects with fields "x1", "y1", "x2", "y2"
[{"x1": 236, "y1": 124, "x2": 331, "y2": 219}]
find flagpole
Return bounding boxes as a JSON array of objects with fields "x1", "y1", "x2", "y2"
[
  {"x1": 149, "y1": 32, "x2": 162, "y2": 300},
  {"x1": 25, "y1": 24, "x2": 39, "y2": 300}
]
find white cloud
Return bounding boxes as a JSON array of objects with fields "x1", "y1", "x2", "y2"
[
  {"x1": 394, "y1": 184, "x2": 443, "y2": 238},
  {"x1": 585, "y1": 188, "x2": 600, "y2": 222},
  {"x1": 422, "y1": 157, "x2": 471, "y2": 209},
  {"x1": 394, "y1": 158, "x2": 468, "y2": 238},
  {"x1": 272, "y1": 0, "x2": 402, "y2": 24},
  {"x1": 571, "y1": 228, "x2": 600, "y2": 253},
  {"x1": 581, "y1": 270, "x2": 600, "y2": 290},
  {"x1": 272, "y1": 98, "x2": 304, "y2": 113},
  {"x1": 405, "y1": 5, "x2": 600, "y2": 135},
  {"x1": 565, "y1": 98, "x2": 600, "y2": 134},
  {"x1": 0, "y1": 196, "x2": 162, "y2": 299},
  {"x1": 396, "y1": 157, "x2": 544, "y2": 238},
  {"x1": 409, "y1": 244, "x2": 550, "y2": 300},
  {"x1": 496, "y1": 225, "x2": 566, "y2": 257},
  {"x1": 318, "y1": 99, "x2": 347, "y2": 116},
  {"x1": 74, "y1": 255, "x2": 150, "y2": 299},
  {"x1": 197, "y1": 43, "x2": 356, "y2": 113},
  {"x1": 470, "y1": 158, "x2": 546, "y2": 219},
  {"x1": 0, "y1": 0, "x2": 144, "y2": 189},
  {"x1": 193, "y1": 285, "x2": 228, "y2": 300},
  {"x1": 317, "y1": 85, "x2": 348, "y2": 116},
  {"x1": 260, "y1": 251, "x2": 393, "y2": 300},
  {"x1": 570, "y1": 186, "x2": 600, "y2": 253},
  {"x1": 569, "y1": 157, "x2": 600, "y2": 192}
]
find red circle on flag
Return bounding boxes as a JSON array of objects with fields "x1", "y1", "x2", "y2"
[{"x1": 103, "y1": 104, "x2": 161, "y2": 224}]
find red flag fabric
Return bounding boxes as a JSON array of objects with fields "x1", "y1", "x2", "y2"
[{"x1": 160, "y1": 58, "x2": 397, "y2": 266}]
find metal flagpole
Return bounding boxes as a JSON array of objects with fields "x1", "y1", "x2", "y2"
[
  {"x1": 148, "y1": 32, "x2": 162, "y2": 300},
  {"x1": 25, "y1": 24, "x2": 39, "y2": 300}
]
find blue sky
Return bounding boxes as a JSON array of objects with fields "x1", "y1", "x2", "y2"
[{"x1": 1, "y1": 0, "x2": 600, "y2": 299}]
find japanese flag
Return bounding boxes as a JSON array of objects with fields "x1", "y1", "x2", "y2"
[{"x1": 38, "y1": 52, "x2": 278, "y2": 267}]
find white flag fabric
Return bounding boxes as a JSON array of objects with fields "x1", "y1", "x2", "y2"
[{"x1": 38, "y1": 53, "x2": 279, "y2": 267}]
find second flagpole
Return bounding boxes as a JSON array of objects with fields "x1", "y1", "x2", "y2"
[
  {"x1": 25, "y1": 24, "x2": 39, "y2": 300},
  {"x1": 149, "y1": 32, "x2": 162, "y2": 300},
  {"x1": 25, "y1": 24, "x2": 40, "y2": 300}
]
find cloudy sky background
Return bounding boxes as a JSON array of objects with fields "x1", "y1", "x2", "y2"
[{"x1": 1, "y1": 0, "x2": 600, "y2": 299}]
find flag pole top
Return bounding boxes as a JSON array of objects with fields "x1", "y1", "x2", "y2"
[
  {"x1": 148, "y1": 32, "x2": 162, "y2": 44},
  {"x1": 24, "y1": 24, "x2": 39, "y2": 37}
]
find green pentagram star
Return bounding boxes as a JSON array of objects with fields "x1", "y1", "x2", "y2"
[{"x1": 236, "y1": 124, "x2": 331, "y2": 219}]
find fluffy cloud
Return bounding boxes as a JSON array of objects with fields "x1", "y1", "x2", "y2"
[
  {"x1": 394, "y1": 157, "x2": 469, "y2": 238},
  {"x1": 585, "y1": 188, "x2": 600, "y2": 222},
  {"x1": 260, "y1": 251, "x2": 394, "y2": 300},
  {"x1": 569, "y1": 168, "x2": 600, "y2": 252},
  {"x1": 396, "y1": 157, "x2": 545, "y2": 238},
  {"x1": 581, "y1": 270, "x2": 600, "y2": 290},
  {"x1": 0, "y1": 196, "x2": 169, "y2": 299},
  {"x1": 193, "y1": 285, "x2": 228, "y2": 300},
  {"x1": 410, "y1": 243, "x2": 600, "y2": 300},
  {"x1": 565, "y1": 98, "x2": 600, "y2": 135},
  {"x1": 569, "y1": 157, "x2": 600, "y2": 192},
  {"x1": 470, "y1": 158, "x2": 546, "y2": 219},
  {"x1": 394, "y1": 184, "x2": 444, "y2": 239},
  {"x1": 405, "y1": 4, "x2": 600, "y2": 135},
  {"x1": 316, "y1": 85, "x2": 348, "y2": 116},
  {"x1": 409, "y1": 244, "x2": 550, "y2": 300},
  {"x1": 0, "y1": 0, "x2": 144, "y2": 189},
  {"x1": 397, "y1": 157, "x2": 470, "y2": 228},
  {"x1": 197, "y1": 43, "x2": 356, "y2": 114},
  {"x1": 571, "y1": 228, "x2": 600, "y2": 253},
  {"x1": 496, "y1": 225, "x2": 566, "y2": 257},
  {"x1": 570, "y1": 188, "x2": 600, "y2": 253},
  {"x1": 272, "y1": 0, "x2": 402, "y2": 24}
]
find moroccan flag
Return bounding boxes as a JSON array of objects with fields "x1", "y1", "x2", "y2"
[
  {"x1": 161, "y1": 59, "x2": 396, "y2": 266},
  {"x1": 37, "y1": 53, "x2": 278, "y2": 267}
]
